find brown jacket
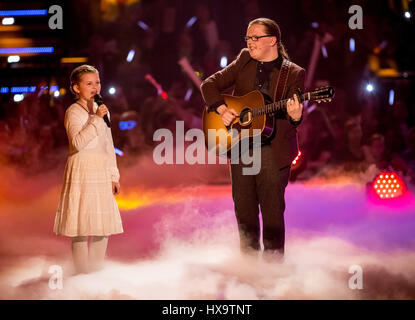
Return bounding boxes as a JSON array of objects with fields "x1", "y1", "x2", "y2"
[{"x1": 200, "y1": 48, "x2": 306, "y2": 169}]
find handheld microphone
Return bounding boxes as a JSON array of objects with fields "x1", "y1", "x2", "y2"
[{"x1": 94, "y1": 94, "x2": 111, "y2": 128}]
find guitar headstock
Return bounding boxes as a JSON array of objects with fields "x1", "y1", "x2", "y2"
[{"x1": 309, "y1": 86, "x2": 335, "y2": 103}]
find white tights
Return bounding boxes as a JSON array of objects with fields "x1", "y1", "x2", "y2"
[{"x1": 72, "y1": 236, "x2": 108, "y2": 274}]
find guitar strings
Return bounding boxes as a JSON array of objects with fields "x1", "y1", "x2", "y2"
[{"x1": 252, "y1": 94, "x2": 306, "y2": 117}]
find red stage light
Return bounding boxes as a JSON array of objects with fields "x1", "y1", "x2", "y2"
[
  {"x1": 371, "y1": 172, "x2": 406, "y2": 200},
  {"x1": 292, "y1": 151, "x2": 302, "y2": 166}
]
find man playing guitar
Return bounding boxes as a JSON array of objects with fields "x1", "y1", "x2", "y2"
[{"x1": 201, "y1": 18, "x2": 305, "y2": 260}]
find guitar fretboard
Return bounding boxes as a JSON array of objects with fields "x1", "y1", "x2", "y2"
[{"x1": 252, "y1": 93, "x2": 310, "y2": 117}]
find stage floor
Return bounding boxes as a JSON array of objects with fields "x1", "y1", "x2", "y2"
[{"x1": 1, "y1": 156, "x2": 414, "y2": 300}]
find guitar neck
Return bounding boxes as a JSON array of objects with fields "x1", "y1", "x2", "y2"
[{"x1": 252, "y1": 92, "x2": 311, "y2": 117}]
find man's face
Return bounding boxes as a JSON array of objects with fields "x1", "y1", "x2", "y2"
[{"x1": 246, "y1": 24, "x2": 276, "y2": 61}]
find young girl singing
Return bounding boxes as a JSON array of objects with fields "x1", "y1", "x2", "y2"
[{"x1": 54, "y1": 65, "x2": 123, "y2": 274}]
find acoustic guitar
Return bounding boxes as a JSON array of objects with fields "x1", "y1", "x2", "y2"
[{"x1": 202, "y1": 86, "x2": 335, "y2": 156}]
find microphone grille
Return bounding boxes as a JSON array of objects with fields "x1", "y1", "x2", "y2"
[{"x1": 94, "y1": 93, "x2": 103, "y2": 104}]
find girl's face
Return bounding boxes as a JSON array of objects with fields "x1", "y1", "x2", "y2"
[{"x1": 74, "y1": 72, "x2": 101, "y2": 100}]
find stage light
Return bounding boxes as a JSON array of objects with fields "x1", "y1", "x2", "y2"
[
  {"x1": 366, "y1": 83, "x2": 374, "y2": 92},
  {"x1": 50, "y1": 86, "x2": 59, "y2": 92},
  {"x1": 349, "y1": 38, "x2": 355, "y2": 52},
  {"x1": 311, "y1": 22, "x2": 319, "y2": 29},
  {"x1": 404, "y1": 11, "x2": 411, "y2": 19},
  {"x1": 220, "y1": 56, "x2": 228, "y2": 68},
  {"x1": 371, "y1": 172, "x2": 406, "y2": 199},
  {"x1": 61, "y1": 57, "x2": 88, "y2": 63},
  {"x1": 137, "y1": 21, "x2": 149, "y2": 30},
  {"x1": 161, "y1": 91, "x2": 168, "y2": 99},
  {"x1": 13, "y1": 94, "x2": 24, "y2": 102},
  {"x1": 126, "y1": 50, "x2": 135, "y2": 62},
  {"x1": 11, "y1": 86, "x2": 36, "y2": 93},
  {"x1": 119, "y1": 120, "x2": 137, "y2": 131},
  {"x1": 53, "y1": 90, "x2": 60, "y2": 97},
  {"x1": 321, "y1": 45, "x2": 328, "y2": 58},
  {"x1": 7, "y1": 55, "x2": 20, "y2": 63},
  {"x1": 114, "y1": 148, "x2": 124, "y2": 156},
  {"x1": 0, "y1": 47, "x2": 54, "y2": 54},
  {"x1": 0, "y1": 9, "x2": 47, "y2": 16},
  {"x1": 186, "y1": 16, "x2": 197, "y2": 28},
  {"x1": 389, "y1": 89, "x2": 394, "y2": 105},
  {"x1": 292, "y1": 151, "x2": 302, "y2": 166},
  {"x1": 0, "y1": 87, "x2": 9, "y2": 94},
  {"x1": 108, "y1": 87, "x2": 116, "y2": 95},
  {"x1": 184, "y1": 88, "x2": 193, "y2": 101},
  {"x1": 2, "y1": 17, "x2": 14, "y2": 25}
]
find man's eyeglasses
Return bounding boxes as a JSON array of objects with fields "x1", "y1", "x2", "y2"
[{"x1": 244, "y1": 35, "x2": 274, "y2": 42}]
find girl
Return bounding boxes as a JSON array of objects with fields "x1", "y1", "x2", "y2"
[{"x1": 54, "y1": 65, "x2": 123, "y2": 274}]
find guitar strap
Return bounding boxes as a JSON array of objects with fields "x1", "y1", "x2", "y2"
[{"x1": 273, "y1": 58, "x2": 292, "y2": 102}]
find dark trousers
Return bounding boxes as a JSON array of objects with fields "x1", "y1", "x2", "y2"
[{"x1": 230, "y1": 144, "x2": 290, "y2": 254}]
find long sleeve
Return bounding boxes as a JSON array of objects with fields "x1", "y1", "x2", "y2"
[
  {"x1": 285, "y1": 68, "x2": 306, "y2": 127},
  {"x1": 200, "y1": 48, "x2": 251, "y2": 110},
  {"x1": 64, "y1": 109, "x2": 103, "y2": 152},
  {"x1": 104, "y1": 112, "x2": 120, "y2": 183}
]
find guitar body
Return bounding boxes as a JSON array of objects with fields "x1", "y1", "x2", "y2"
[
  {"x1": 202, "y1": 90, "x2": 276, "y2": 156},
  {"x1": 202, "y1": 86, "x2": 334, "y2": 156}
]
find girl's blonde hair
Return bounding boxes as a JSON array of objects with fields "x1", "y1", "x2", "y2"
[{"x1": 69, "y1": 64, "x2": 99, "y2": 96}]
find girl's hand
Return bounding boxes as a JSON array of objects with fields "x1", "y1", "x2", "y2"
[
  {"x1": 112, "y1": 181, "x2": 120, "y2": 195},
  {"x1": 87, "y1": 98, "x2": 95, "y2": 114},
  {"x1": 96, "y1": 104, "x2": 109, "y2": 118}
]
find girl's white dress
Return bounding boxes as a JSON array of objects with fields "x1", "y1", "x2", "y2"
[{"x1": 54, "y1": 103, "x2": 123, "y2": 236}]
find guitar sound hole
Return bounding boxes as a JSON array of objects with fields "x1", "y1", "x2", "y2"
[{"x1": 239, "y1": 108, "x2": 252, "y2": 125}]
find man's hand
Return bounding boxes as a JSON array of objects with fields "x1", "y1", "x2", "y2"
[
  {"x1": 112, "y1": 181, "x2": 120, "y2": 195},
  {"x1": 217, "y1": 104, "x2": 238, "y2": 126},
  {"x1": 286, "y1": 94, "x2": 303, "y2": 122}
]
